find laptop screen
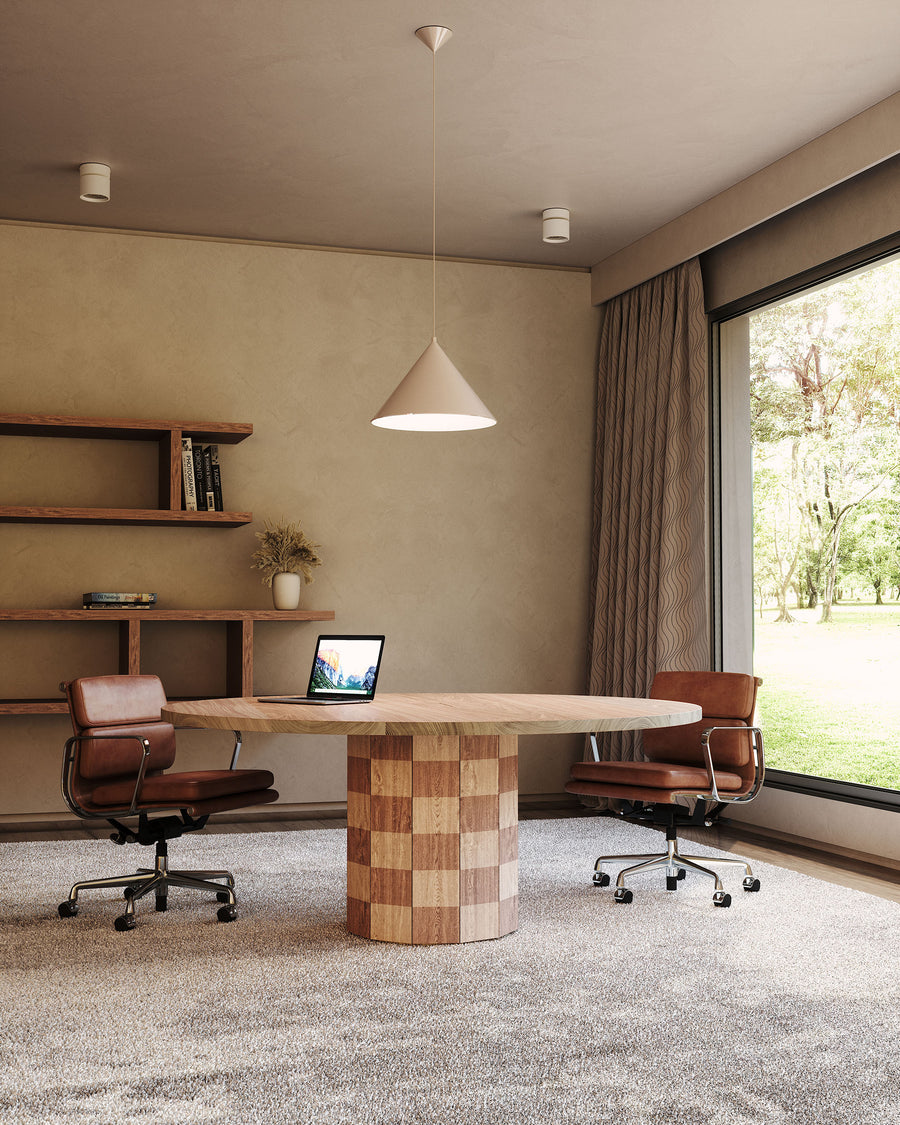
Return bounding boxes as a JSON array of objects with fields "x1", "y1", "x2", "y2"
[{"x1": 305, "y1": 635, "x2": 385, "y2": 700}]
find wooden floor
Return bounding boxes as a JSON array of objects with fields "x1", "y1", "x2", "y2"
[
  {"x1": 3, "y1": 808, "x2": 899, "y2": 905},
  {"x1": 534, "y1": 809, "x2": 900, "y2": 904},
  {"x1": 674, "y1": 818, "x2": 900, "y2": 904}
]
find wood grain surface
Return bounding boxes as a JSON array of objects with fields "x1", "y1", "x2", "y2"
[
  {"x1": 161, "y1": 693, "x2": 701, "y2": 945},
  {"x1": 0, "y1": 609, "x2": 334, "y2": 621},
  {"x1": 346, "y1": 732, "x2": 520, "y2": 944},
  {"x1": 0, "y1": 412, "x2": 253, "y2": 442},
  {"x1": 162, "y1": 693, "x2": 702, "y2": 736}
]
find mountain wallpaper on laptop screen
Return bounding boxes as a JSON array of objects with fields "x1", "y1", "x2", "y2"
[{"x1": 312, "y1": 644, "x2": 378, "y2": 693}]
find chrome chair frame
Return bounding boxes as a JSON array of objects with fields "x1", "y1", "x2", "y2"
[
  {"x1": 592, "y1": 725, "x2": 765, "y2": 906},
  {"x1": 59, "y1": 729, "x2": 245, "y2": 928}
]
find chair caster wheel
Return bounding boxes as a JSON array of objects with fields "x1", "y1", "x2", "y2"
[
  {"x1": 58, "y1": 900, "x2": 78, "y2": 918},
  {"x1": 155, "y1": 894, "x2": 168, "y2": 912},
  {"x1": 677, "y1": 868, "x2": 686, "y2": 880},
  {"x1": 713, "y1": 892, "x2": 732, "y2": 908},
  {"x1": 114, "y1": 914, "x2": 137, "y2": 932},
  {"x1": 123, "y1": 887, "x2": 135, "y2": 900},
  {"x1": 666, "y1": 875, "x2": 679, "y2": 891},
  {"x1": 592, "y1": 872, "x2": 610, "y2": 887},
  {"x1": 742, "y1": 877, "x2": 761, "y2": 892},
  {"x1": 216, "y1": 890, "x2": 232, "y2": 903},
  {"x1": 614, "y1": 888, "x2": 633, "y2": 904},
  {"x1": 217, "y1": 904, "x2": 237, "y2": 923}
]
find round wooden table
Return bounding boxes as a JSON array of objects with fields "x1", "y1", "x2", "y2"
[{"x1": 162, "y1": 693, "x2": 701, "y2": 945}]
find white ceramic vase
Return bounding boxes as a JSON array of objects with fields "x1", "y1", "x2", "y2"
[{"x1": 272, "y1": 571, "x2": 302, "y2": 610}]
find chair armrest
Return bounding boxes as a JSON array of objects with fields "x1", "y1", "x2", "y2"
[
  {"x1": 61, "y1": 733, "x2": 151, "y2": 817},
  {"x1": 229, "y1": 730, "x2": 243, "y2": 770},
  {"x1": 169, "y1": 728, "x2": 243, "y2": 769},
  {"x1": 697, "y1": 725, "x2": 765, "y2": 804}
]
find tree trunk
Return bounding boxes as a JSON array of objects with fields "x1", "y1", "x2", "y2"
[
  {"x1": 774, "y1": 577, "x2": 796, "y2": 622},
  {"x1": 818, "y1": 505, "x2": 852, "y2": 624}
]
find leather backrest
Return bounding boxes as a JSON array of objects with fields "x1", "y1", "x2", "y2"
[
  {"x1": 643, "y1": 670, "x2": 760, "y2": 773},
  {"x1": 64, "y1": 675, "x2": 176, "y2": 783},
  {"x1": 68, "y1": 674, "x2": 168, "y2": 729},
  {"x1": 77, "y1": 721, "x2": 177, "y2": 781}
]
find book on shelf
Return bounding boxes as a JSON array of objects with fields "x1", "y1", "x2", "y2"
[
  {"x1": 209, "y1": 444, "x2": 224, "y2": 510},
  {"x1": 201, "y1": 444, "x2": 216, "y2": 511},
  {"x1": 83, "y1": 592, "x2": 157, "y2": 602},
  {"x1": 83, "y1": 592, "x2": 157, "y2": 608},
  {"x1": 83, "y1": 603, "x2": 155, "y2": 612},
  {"x1": 181, "y1": 437, "x2": 198, "y2": 511},
  {"x1": 182, "y1": 440, "x2": 226, "y2": 512},
  {"x1": 191, "y1": 441, "x2": 207, "y2": 511}
]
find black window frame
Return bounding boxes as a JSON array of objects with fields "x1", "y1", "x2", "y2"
[{"x1": 707, "y1": 229, "x2": 900, "y2": 815}]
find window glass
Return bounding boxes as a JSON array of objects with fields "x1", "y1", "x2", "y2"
[{"x1": 750, "y1": 256, "x2": 900, "y2": 789}]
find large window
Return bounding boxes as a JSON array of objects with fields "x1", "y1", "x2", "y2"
[{"x1": 723, "y1": 255, "x2": 900, "y2": 798}]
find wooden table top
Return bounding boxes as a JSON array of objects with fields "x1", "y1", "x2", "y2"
[{"x1": 161, "y1": 692, "x2": 702, "y2": 736}]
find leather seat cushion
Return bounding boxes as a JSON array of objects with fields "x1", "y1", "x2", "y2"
[
  {"x1": 564, "y1": 780, "x2": 701, "y2": 804},
  {"x1": 88, "y1": 768, "x2": 276, "y2": 808},
  {"x1": 567, "y1": 759, "x2": 743, "y2": 792}
]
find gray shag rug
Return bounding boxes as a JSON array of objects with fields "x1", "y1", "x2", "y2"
[{"x1": 1, "y1": 817, "x2": 899, "y2": 1125}]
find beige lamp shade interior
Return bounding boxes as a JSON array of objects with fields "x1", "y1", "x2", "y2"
[{"x1": 371, "y1": 338, "x2": 497, "y2": 431}]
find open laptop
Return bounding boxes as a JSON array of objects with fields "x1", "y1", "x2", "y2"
[{"x1": 258, "y1": 634, "x2": 385, "y2": 705}]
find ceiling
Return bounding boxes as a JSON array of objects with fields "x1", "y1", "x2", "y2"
[{"x1": 2, "y1": 0, "x2": 899, "y2": 269}]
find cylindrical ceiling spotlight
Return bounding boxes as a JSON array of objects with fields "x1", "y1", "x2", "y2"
[
  {"x1": 542, "y1": 207, "x2": 569, "y2": 243},
  {"x1": 79, "y1": 163, "x2": 110, "y2": 203}
]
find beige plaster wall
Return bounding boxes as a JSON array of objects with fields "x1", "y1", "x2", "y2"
[{"x1": 0, "y1": 224, "x2": 598, "y2": 820}]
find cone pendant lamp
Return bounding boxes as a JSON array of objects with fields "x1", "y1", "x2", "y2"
[{"x1": 371, "y1": 26, "x2": 496, "y2": 432}]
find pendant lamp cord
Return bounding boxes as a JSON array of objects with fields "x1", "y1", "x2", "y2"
[{"x1": 431, "y1": 43, "x2": 437, "y2": 340}]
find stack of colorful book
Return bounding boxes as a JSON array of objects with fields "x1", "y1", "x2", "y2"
[{"x1": 82, "y1": 593, "x2": 158, "y2": 610}]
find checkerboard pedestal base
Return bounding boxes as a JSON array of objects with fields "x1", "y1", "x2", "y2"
[{"x1": 347, "y1": 734, "x2": 518, "y2": 944}]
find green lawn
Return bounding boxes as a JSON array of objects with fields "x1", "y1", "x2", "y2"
[{"x1": 753, "y1": 601, "x2": 900, "y2": 790}]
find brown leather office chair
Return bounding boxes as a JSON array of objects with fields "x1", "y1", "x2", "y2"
[
  {"x1": 59, "y1": 674, "x2": 278, "y2": 931},
  {"x1": 565, "y1": 671, "x2": 765, "y2": 907}
]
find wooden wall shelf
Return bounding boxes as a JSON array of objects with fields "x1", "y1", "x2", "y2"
[
  {"x1": 0, "y1": 507, "x2": 252, "y2": 527},
  {"x1": 0, "y1": 412, "x2": 253, "y2": 526},
  {"x1": 0, "y1": 608, "x2": 335, "y2": 714}
]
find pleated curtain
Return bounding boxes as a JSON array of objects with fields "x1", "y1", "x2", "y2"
[{"x1": 588, "y1": 257, "x2": 709, "y2": 764}]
